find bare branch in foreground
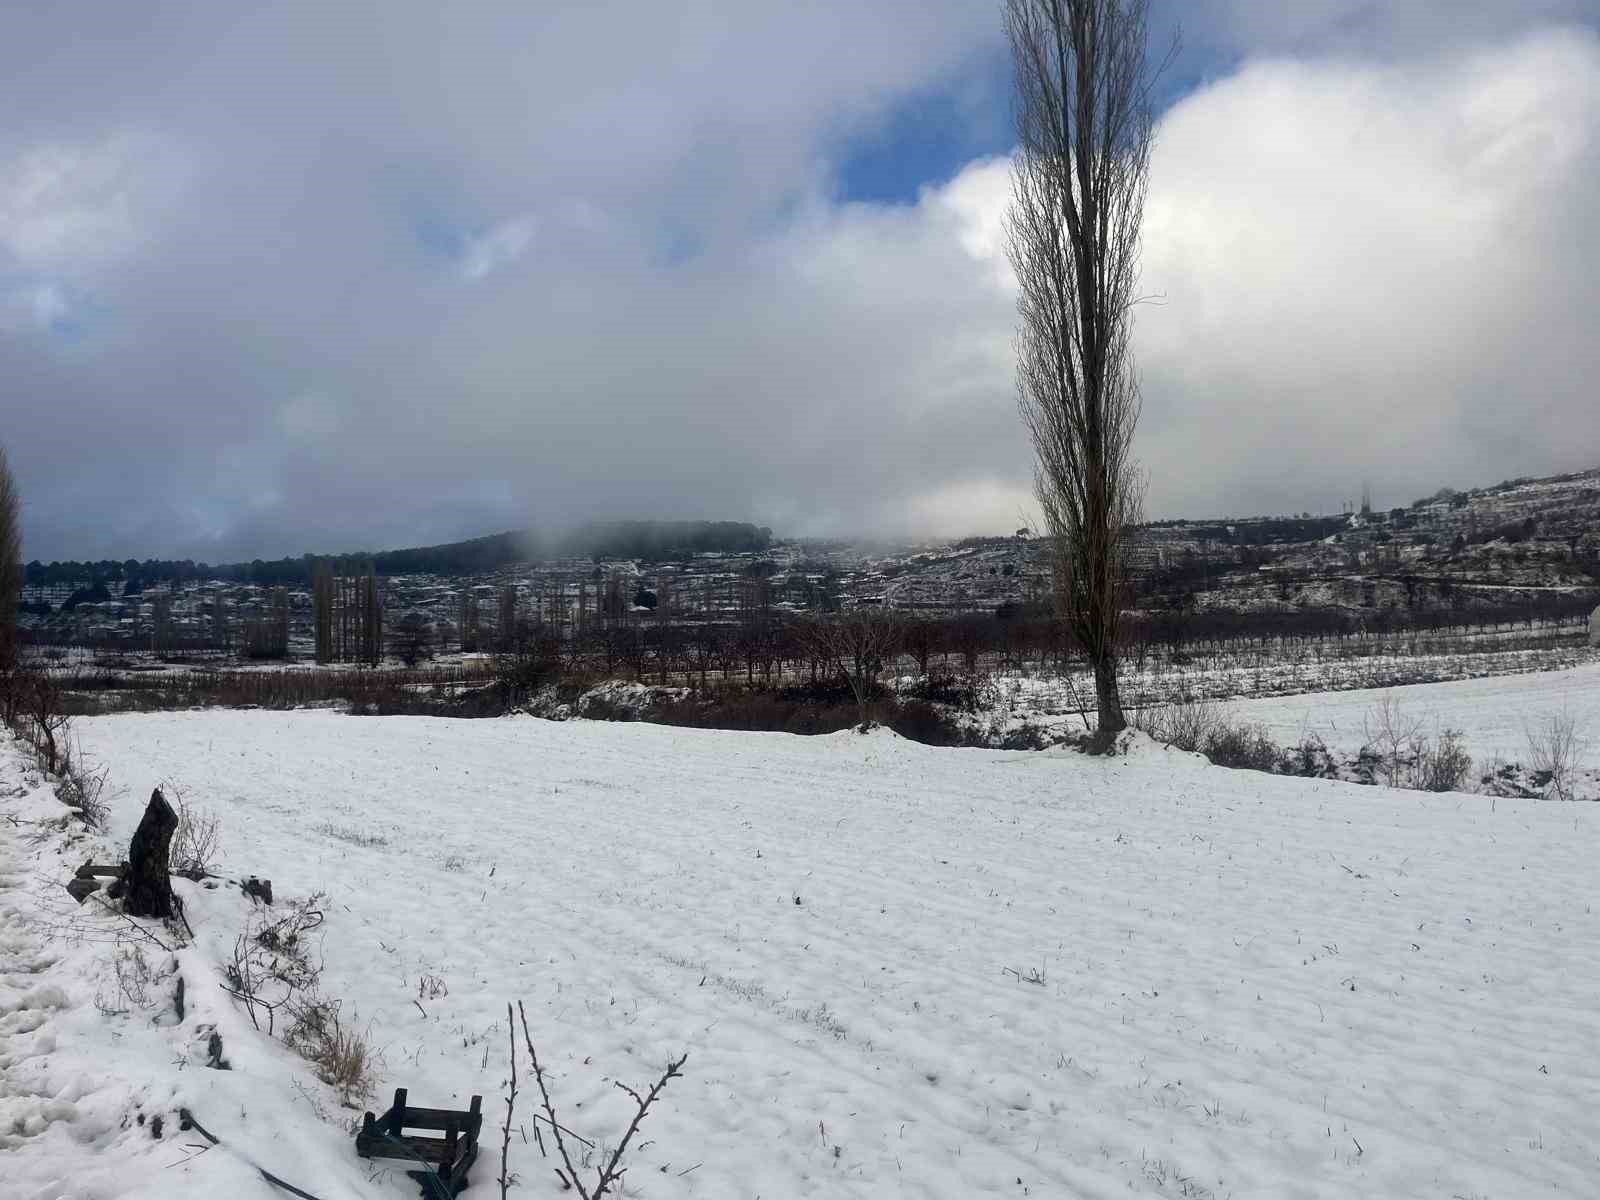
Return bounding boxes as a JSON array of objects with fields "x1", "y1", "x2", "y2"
[{"x1": 513, "y1": 999, "x2": 688, "y2": 1200}]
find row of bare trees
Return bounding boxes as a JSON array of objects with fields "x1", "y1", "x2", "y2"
[
  {"x1": 241, "y1": 588, "x2": 291, "y2": 658},
  {"x1": 312, "y1": 564, "x2": 383, "y2": 665}
]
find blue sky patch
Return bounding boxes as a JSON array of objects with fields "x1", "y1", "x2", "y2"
[{"x1": 833, "y1": 61, "x2": 1011, "y2": 205}]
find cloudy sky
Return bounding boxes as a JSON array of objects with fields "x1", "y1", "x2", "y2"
[{"x1": 3, "y1": 1, "x2": 1598, "y2": 562}]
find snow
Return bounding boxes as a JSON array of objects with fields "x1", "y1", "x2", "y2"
[
  {"x1": 3, "y1": 692, "x2": 1599, "y2": 1197},
  {"x1": 1222, "y1": 660, "x2": 1600, "y2": 770}
]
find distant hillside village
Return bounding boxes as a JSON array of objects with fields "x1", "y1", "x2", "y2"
[{"x1": 15, "y1": 470, "x2": 1600, "y2": 662}]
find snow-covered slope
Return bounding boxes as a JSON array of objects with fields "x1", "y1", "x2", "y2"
[
  {"x1": 7, "y1": 710, "x2": 1600, "y2": 1198},
  {"x1": 1222, "y1": 660, "x2": 1600, "y2": 769}
]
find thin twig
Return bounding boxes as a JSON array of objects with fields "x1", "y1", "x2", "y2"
[
  {"x1": 592, "y1": 1054, "x2": 689, "y2": 1197},
  {"x1": 500, "y1": 1003, "x2": 517, "y2": 1200},
  {"x1": 175, "y1": 896, "x2": 196, "y2": 944},
  {"x1": 513, "y1": 1001, "x2": 685, "y2": 1199},
  {"x1": 517, "y1": 1001, "x2": 592, "y2": 1200},
  {"x1": 87, "y1": 893, "x2": 175, "y2": 953},
  {"x1": 530, "y1": 1111, "x2": 591, "y2": 1150}
]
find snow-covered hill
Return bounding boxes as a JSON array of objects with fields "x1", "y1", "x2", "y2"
[{"x1": 6, "y1": 705, "x2": 1599, "y2": 1197}]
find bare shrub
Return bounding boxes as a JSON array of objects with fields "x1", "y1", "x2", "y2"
[
  {"x1": 493, "y1": 622, "x2": 564, "y2": 709},
  {"x1": 18, "y1": 668, "x2": 71, "y2": 776},
  {"x1": 1414, "y1": 729, "x2": 1473, "y2": 793},
  {"x1": 1284, "y1": 732, "x2": 1336, "y2": 779},
  {"x1": 5, "y1": 661, "x2": 112, "y2": 829},
  {"x1": 1526, "y1": 708, "x2": 1588, "y2": 801},
  {"x1": 1136, "y1": 695, "x2": 1221, "y2": 753},
  {"x1": 887, "y1": 699, "x2": 975, "y2": 748},
  {"x1": 223, "y1": 932, "x2": 289, "y2": 1035},
  {"x1": 220, "y1": 891, "x2": 374, "y2": 1105},
  {"x1": 1131, "y1": 705, "x2": 1283, "y2": 772},
  {"x1": 287, "y1": 999, "x2": 378, "y2": 1107},
  {"x1": 905, "y1": 669, "x2": 997, "y2": 715},
  {"x1": 222, "y1": 893, "x2": 326, "y2": 1035},
  {"x1": 1360, "y1": 697, "x2": 1474, "y2": 792},
  {"x1": 55, "y1": 734, "x2": 112, "y2": 829},
  {"x1": 998, "y1": 720, "x2": 1051, "y2": 751},
  {"x1": 255, "y1": 892, "x2": 327, "y2": 959},
  {"x1": 1202, "y1": 723, "x2": 1283, "y2": 773},
  {"x1": 1363, "y1": 694, "x2": 1426, "y2": 788},
  {"x1": 168, "y1": 782, "x2": 222, "y2": 878},
  {"x1": 803, "y1": 609, "x2": 904, "y2": 728}
]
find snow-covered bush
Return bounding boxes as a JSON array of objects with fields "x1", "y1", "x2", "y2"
[
  {"x1": 1360, "y1": 696, "x2": 1474, "y2": 791},
  {"x1": 1413, "y1": 729, "x2": 1473, "y2": 792},
  {"x1": 1201, "y1": 722, "x2": 1283, "y2": 772},
  {"x1": 1282, "y1": 731, "x2": 1338, "y2": 778},
  {"x1": 1526, "y1": 708, "x2": 1588, "y2": 800}
]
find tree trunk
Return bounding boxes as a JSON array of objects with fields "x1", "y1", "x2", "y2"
[
  {"x1": 124, "y1": 788, "x2": 179, "y2": 918},
  {"x1": 1092, "y1": 654, "x2": 1126, "y2": 734}
]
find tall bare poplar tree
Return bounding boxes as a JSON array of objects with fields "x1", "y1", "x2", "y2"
[
  {"x1": 312, "y1": 563, "x2": 335, "y2": 662},
  {"x1": 357, "y1": 568, "x2": 383, "y2": 665},
  {"x1": 1004, "y1": 0, "x2": 1164, "y2": 735},
  {"x1": 460, "y1": 589, "x2": 481, "y2": 653},
  {"x1": 497, "y1": 584, "x2": 518, "y2": 650},
  {"x1": 0, "y1": 444, "x2": 22, "y2": 685}
]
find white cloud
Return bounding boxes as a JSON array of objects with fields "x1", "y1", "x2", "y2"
[
  {"x1": 0, "y1": 282, "x2": 68, "y2": 332},
  {"x1": 0, "y1": 133, "x2": 182, "y2": 340},
  {"x1": 0, "y1": 135, "x2": 164, "y2": 268},
  {"x1": 745, "y1": 24, "x2": 1600, "y2": 529},
  {"x1": 1133, "y1": 27, "x2": 1600, "y2": 515},
  {"x1": 703, "y1": 25, "x2": 1600, "y2": 530},
  {"x1": 1185, "y1": 0, "x2": 1597, "y2": 61},
  {"x1": 460, "y1": 214, "x2": 537, "y2": 281},
  {"x1": 1, "y1": 3, "x2": 1595, "y2": 558}
]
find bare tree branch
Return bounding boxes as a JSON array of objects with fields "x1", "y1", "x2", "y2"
[
  {"x1": 513, "y1": 1000, "x2": 688, "y2": 1200},
  {"x1": 803, "y1": 607, "x2": 904, "y2": 728},
  {"x1": 500, "y1": 1002, "x2": 518, "y2": 1200},
  {"x1": 516, "y1": 1001, "x2": 591, "y2": 1199}
]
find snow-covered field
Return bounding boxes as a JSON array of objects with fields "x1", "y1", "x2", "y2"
[
  {"x1": 995, "y1": 643, "x2": 1594, "y2": 725},
  {"x1": 6, "y1": 698, "x2": 1600, "y2": 1198},
  {"x1": 1222, "y1": 660, "x2": 1600, "y2": 771}
]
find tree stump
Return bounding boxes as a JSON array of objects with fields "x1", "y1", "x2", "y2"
[{"x1": 125, "y1": 788, "x2": 179, "y2": 918}]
